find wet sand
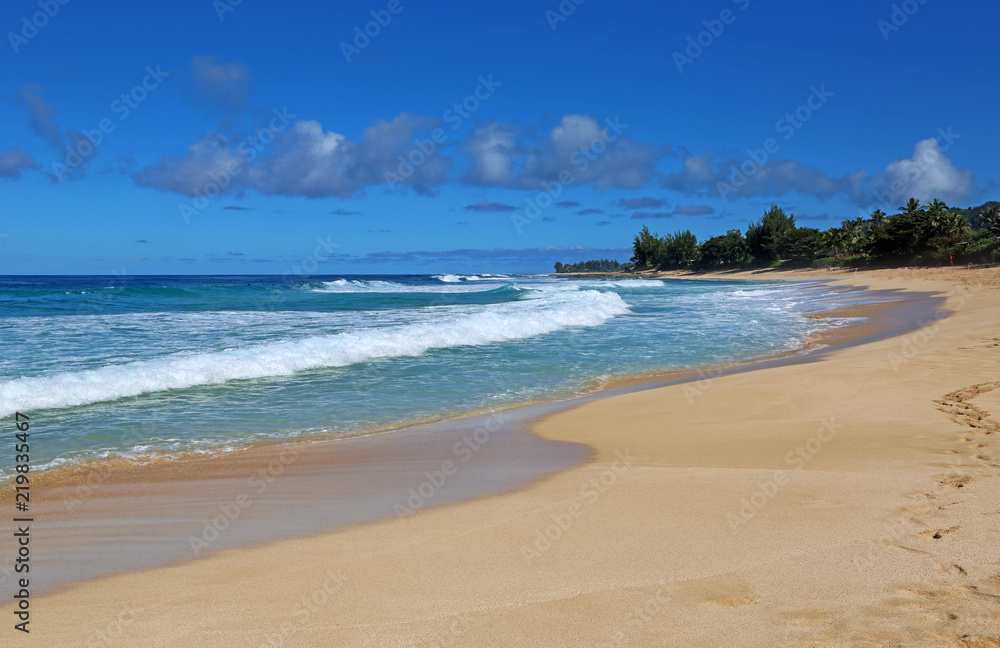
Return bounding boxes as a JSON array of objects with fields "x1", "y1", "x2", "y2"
[{"x1": 15, "y1": 409, "x2": 592, "y2": 594}]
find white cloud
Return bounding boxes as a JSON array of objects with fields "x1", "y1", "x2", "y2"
[
  {"x1": 662, "y1": 138, "x2": 976, "y2": 207},
  {"x1": 136, "y1": 113, "x2": 449, "y2": 198},
  {"x1": 466, "y1": 114, "x2": 663, "y2": 191},
  {"x1": 250, "y1": 114, "x2": 449, "y2": 197},
  {"x1": 878, "y1": 138, "x2": 974, "y2": 203},
  {"x1": 135, "y1": 134, "x2": 246, "y2": 196},
  {"x1": 466, "y1": 123, "x2": 515, "y2": 185},
  {"x1": 662, "y1": 152, "x2": 849, "y2": 200},
  {"x1": 136, "y1": 113, "x2": 663, "y2": 199}
]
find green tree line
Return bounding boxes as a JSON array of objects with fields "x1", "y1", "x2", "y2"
[
  {"x1": 553, "y1": 259, "x2": 626, "y2": 273},
  {"x1": 556, "y1": 198, "x2": 1000, "y2": 272}
]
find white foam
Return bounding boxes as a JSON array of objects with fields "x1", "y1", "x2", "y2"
[
  {"x1": 604, "y1": 279, "x2": 665, "y2": 288},
  {"x1": 0, "y1": 289, "x2": 629, "y2": 416},
  {"x1": 731, "y1": 288, "x2": 785, "y2": 298},
  {"x1": 315, "y1": 279, "x2": 404, "y2": 292},
  {"x1": 312, "y1": 279, "x2": 510, "y2": 294},
  {"x1": 431, "y1": 274, "x2": 507, "y2": 283}
]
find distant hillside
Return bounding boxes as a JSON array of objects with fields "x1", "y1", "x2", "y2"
[{"x1": 956, "y1": 201, "x2": 1000, "y2": 229}]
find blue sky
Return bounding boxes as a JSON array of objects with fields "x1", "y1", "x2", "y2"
[{"x1": 1, "y1": 0, "x2": 997, "y2": 274}]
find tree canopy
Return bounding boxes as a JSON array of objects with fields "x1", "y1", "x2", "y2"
[{"x1": 557, "y1": 196, "x2": 998, "y2": 273}]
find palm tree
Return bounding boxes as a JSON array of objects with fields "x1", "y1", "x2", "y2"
[
  {"x1": 865, "y1": 209, "x2": 886, "y2": 251},
  {"x1": 841, "y1": 219, "x2": 865, "y2": 254},
  {"x1": 823, "y1": 227, "x2": 847, "y2": 257},
  {"x1": 931, "y1": 211, "x2": 969, "y2": 240},
  {"x1": 854, "y1": 216, "x2": 870, "y2": 251},
  {"x1": 925, "y1": 198, "x2": 949, "y2": 217},
  {"x1": 980, "y1": 204, "x2": 1000, "y2": 234},
  {"x1": 899, "y1": 197, "x2": 921, "y2": 214}
]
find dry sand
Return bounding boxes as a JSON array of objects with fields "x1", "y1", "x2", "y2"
[{"x1": 6, "y1": 267, "x2": 1000, "y2": 647}]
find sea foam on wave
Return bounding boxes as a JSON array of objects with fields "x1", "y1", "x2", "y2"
[
  {"x1": 432, "y1": 274, "x2": 507, "y2": 283},
  {"x1": 313, "y1": 279, "x2": 507, "y2": 293},
  {"x1": 0, "y1": 288, "x2": 629, "y2": 415}
]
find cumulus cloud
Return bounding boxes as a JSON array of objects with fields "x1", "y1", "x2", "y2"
[
  {"x1": 330, "y1": 208, "x2": 363, "y2": 215},
  {"x1": 662, "y1": 152, "x2": 850, "y2": 201},
  {"x1": 136, "y1": 114, "x2": 973, "y2": 209},
  {"x1": 464, "y1": 200, "x2": 517, "y2": 212},
  {"x1": 877, "y1": 138, "x2": 974, "y2": 204},
  {"x1": 661, "y1": 137, "x2": 974, "y2": 207},
  {"x1": 191, "y1": 56, "x2": 253, "y2": 112},
  {"x1": 465, "y1": 123, "x2": 516, "y2": 185},
  {"x1": 134, "y1": 133, "x2": 245, "y2": 196},
  {"x1": 465, "y1": 114, "x2": 663, "y2": 191},
  {"x1": 255, "y1": 114, "x2": 448, "y2": 197},
  {"x1": 660, "y1": 154, "x2": 715, "y2": 194},
  {"x1": 135, "y1": 113, "x2": 450, "y2": 198},
  {"x1": 0, "y1": 146, "x2": 36, "y2": 177},
  {"x1": 134, "y1": 112, "x2": 667, "y2": 199},
  {"x1": 577, "y1": 208, "x2": 604, "y2": 215}
]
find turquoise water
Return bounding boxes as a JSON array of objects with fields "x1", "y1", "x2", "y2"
[{"x1": 0, "y1": 274, "x2": 873, "y2": 476}]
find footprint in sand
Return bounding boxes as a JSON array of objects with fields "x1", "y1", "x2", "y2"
[
  {"x1": 920, "y1": 525, "x2": 960, "y2": 540},
  {"x1": 934, "y1": 474, "x2": 973, "y2": 489},
  {"x1": 865, "y1": 384, "x2": 1000, "y2": 647},
  {"x1": 935, "y1": 382, "x2": 1000, "y2": 435}
]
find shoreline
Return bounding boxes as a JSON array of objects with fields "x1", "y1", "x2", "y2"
[
  {"x1": 0, "y1": 276, "x2": 940, "y2": 594},
  {"x1": 3, "y1": 273, "x2": 922, "y2": 490},
  {"x1": 6, "y1": 278, "x2": 942, "y2": 597},
  {"x1": 6, "y1": 267, "x2": 1000, "y2": 646}
]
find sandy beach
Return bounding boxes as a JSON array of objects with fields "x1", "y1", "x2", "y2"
[{"x1": 7, "y1": 267, "x2": 1000, "y2": 647}]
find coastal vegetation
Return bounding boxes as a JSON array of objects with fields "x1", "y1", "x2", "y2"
[
  {"x1": 554, "y1": 198, "x2": 1000, "y2": 273},
  {"x1": 552, "y1": 259, "x2": 626, "y2": 273}
]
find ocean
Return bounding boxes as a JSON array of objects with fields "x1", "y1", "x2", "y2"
[{"x1": 0, "y1": 274, "x2": 876, "y2": 479}]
